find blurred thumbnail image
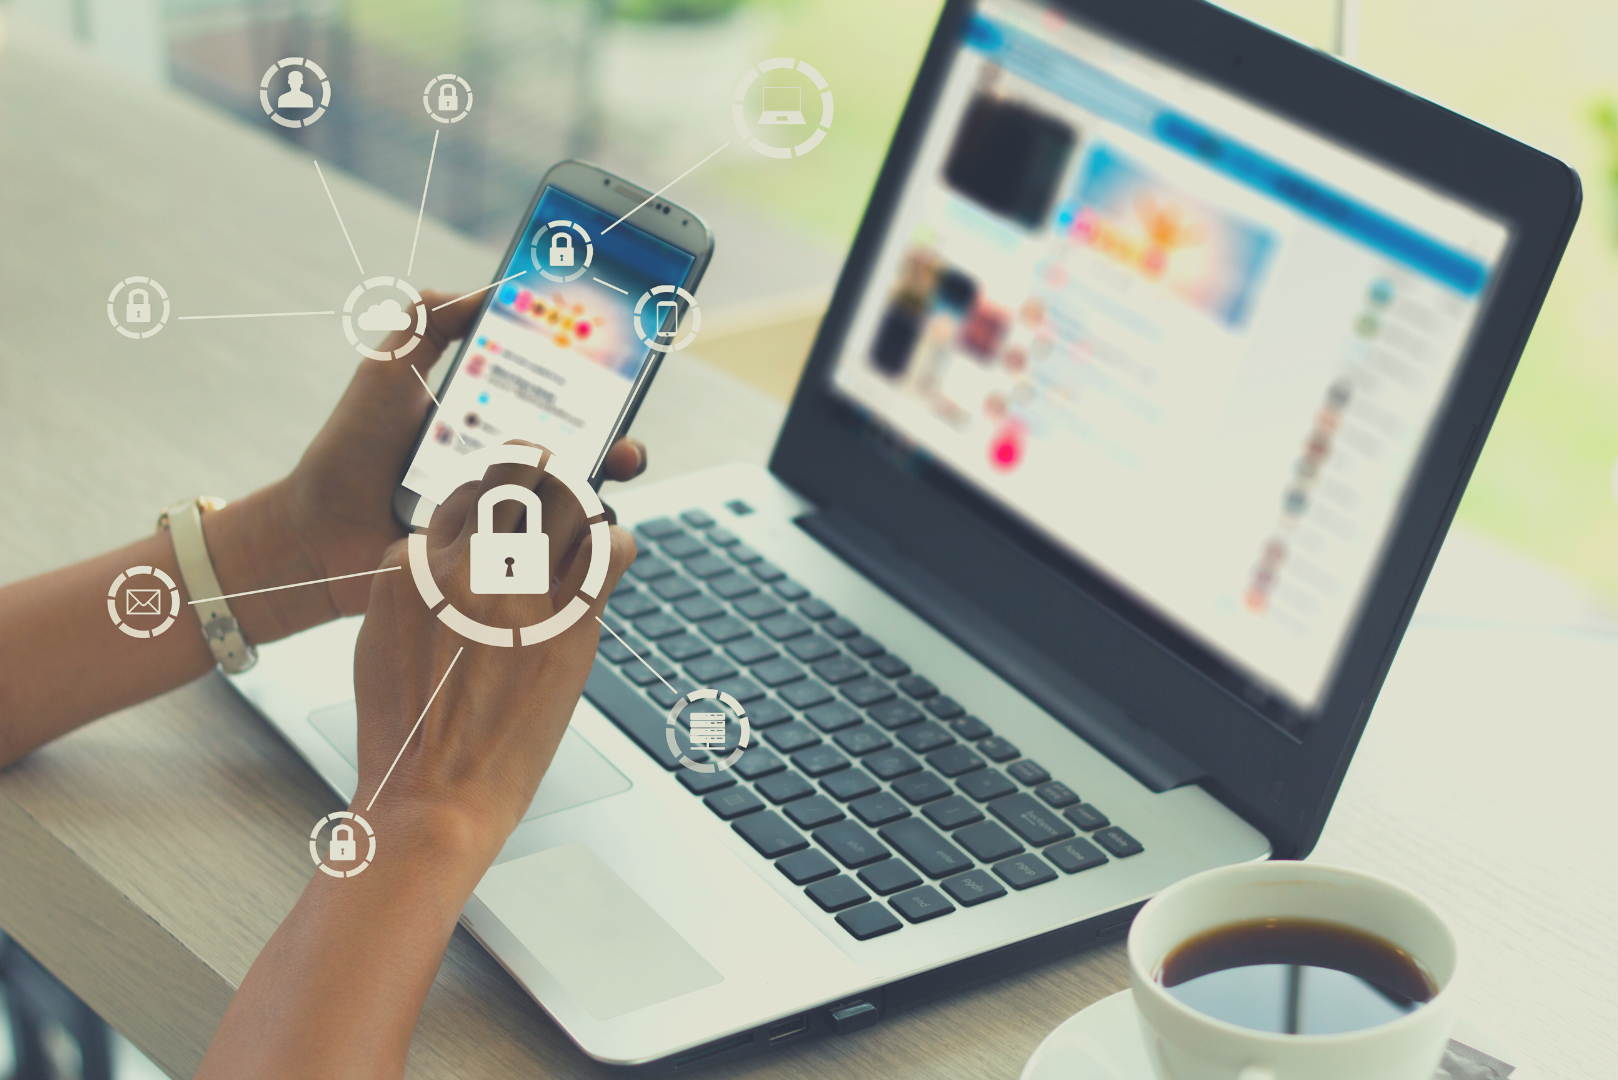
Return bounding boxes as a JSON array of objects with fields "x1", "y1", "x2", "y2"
[
  {"x1": 492, "y1": 284, "x2": 636, "y2": 376},
  {"x1": 944, "y1": 92, "x2": 1078, "y2": 229}
]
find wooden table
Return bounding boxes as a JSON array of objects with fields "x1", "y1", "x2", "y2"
[{"x1": 2, "y1": 15, "x2": 1613, "y2": 1080}]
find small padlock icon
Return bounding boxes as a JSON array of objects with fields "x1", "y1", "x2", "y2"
[
  {"x1": 126, "y1": 288, "x2": 151, "y2": 324},
  {"x1": 330, "y1": 823, "x2": 356, "y2": 861},
  {"x1": 438, "y1": 83, "x2": 459, "y2": 113},
  {"x1": 470, "y1": 484, "x2": 550, "y2": 594},
  {"x1": 550, "y1": 231, "x2": 574, "y2": 268}
]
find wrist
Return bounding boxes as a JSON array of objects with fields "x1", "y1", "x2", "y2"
[
  {"x1": 199, "y1": 484, "x2": 339, "y2": 645},
  {"x1": 351, "y1": 795, "x2": 509, "y2": 888}
]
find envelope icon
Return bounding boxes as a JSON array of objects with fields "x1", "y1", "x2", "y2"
[{"x1": 126, "y1": 588, "x2": 163, "y2": 615}]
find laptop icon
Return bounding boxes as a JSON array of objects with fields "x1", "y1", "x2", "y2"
[{"x1": 759, "y1": 85, "x2": 806, "y2": 125}]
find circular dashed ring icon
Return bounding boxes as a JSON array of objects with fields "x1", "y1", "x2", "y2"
[
  {"x1": 665, "y1": 689, "x2": 751, "y2": 773},
  {"x1": 404, "y1": 443, "x2": 611, "y2": 648},
  {"x1": 632, "y1": 286, "x2": 701, "y2": 353},
  {"x1": 260, "y1": 57, "x2": 331, "y2": 129},
  {"x1": 310, "y1": 811, "x2": 375, "y2": 878},
  {"x1": 107, "y1": 276, "x2": 171, "y2": 340},
  {"x1": 423, "y1": 74, "x2": 473, "y2": 124},
  {"x1": 342, "y1": 277, "x2": 427, "y2": 361},
  {"x1": 107, "y1": 566, "x2": 180, "y2": 639},
  {"x1": 732, "y1": 57, "x2": 832, "y2": 158},
  {"x1": 531, "y1": 220, "x2": 593, "y2": 283}
]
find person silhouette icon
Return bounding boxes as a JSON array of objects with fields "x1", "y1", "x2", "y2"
[{"x1": 277, "y1": 70, "x2": 316, "y2": 110}]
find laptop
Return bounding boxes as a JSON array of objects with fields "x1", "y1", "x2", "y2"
[
  {"x1": 760, "y1": 85, "x2": 807, "y2": 126},
  {"x1": 231, "y1": 0, "x2": 1577, "y2": 1070}
]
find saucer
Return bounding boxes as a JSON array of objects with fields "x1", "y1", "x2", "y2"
[{"x1": 1020, "y1": 990, "x2": 1535, "y2": 1080}]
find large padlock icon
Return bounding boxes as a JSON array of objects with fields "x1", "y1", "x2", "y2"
[
  {"x1": 330, "y1": 823, "x2": 356, "y2": 861},
  {"x1": 438, "y1": 83, "x2": 459, "y2": 113},
  {"x1": 470, "y1": 484, "x2": 550, "y2": 594},
  {"x1": 125, "y1": 288, "x2": 151, "y2": 324},
  {"x1": 549, "y1": 231, "x2": 575, "y2": 268}
]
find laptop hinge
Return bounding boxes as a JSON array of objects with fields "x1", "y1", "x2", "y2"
[{"x1": 796, "y1": 507, "x2": 1205, "y2": 793}]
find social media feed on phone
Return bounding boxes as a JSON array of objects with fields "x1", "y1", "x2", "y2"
[
  {"x1": 831, "y1": 0, "x2": 1512, "y2": 720},
  {"x1": 401, "y1": 186, "x2": 695, "y2": 496}
]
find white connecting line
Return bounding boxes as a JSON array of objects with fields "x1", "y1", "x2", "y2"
[
  {"x1": 366, "y1": 646, "x2": 465, "y2": 812},
  {"x1": 315, "y1": 160, "x2": 366, "y2": 276},
  {"x1": 430, "y1": 270, "x2": 528, "y2": 312},
  {"x1": 407, "y1": 130, "x2": 438, "y2": 277},
  {"x1": 178, "y1": 310, "x2": 336, "y2": 321},
  {"x1": 595, "y1": 614, "x2": 680, "y2": 698},
  {"x1": 188, "y1": 566, "x2": 400, "y2": 604},
  {"x1": 409, "y1": 365, "x2": 468, "y2": 445},
  {"x1": 601, "y1": 142, "x2": 730, "y2": 235}
]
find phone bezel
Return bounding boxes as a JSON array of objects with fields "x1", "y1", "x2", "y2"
[{"x1": 390, "y1": 159, "x2": 714, "y2": 527}]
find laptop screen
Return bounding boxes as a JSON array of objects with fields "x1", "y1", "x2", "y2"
[{"x1": 828, "y1": 0, "x2": 1512, "y2": 716}]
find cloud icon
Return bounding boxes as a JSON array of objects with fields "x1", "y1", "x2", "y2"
[{"x1": 357, "y1": 298, "x2": 412, "y2": 332}]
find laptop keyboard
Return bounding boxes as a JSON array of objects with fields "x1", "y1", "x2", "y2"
[{"x1": 583, "y1": 508, "x2": 1144, "y2": 942}]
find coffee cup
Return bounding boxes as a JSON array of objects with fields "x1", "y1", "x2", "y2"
[{"x1": 1128, "y1": 862, "x2": 1461, "y2": 1080}]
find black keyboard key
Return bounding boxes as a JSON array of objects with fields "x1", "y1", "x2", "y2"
[
  {"x1": 660, "y1": 633, "x2": 711, "y2": 662},
  {"x1": 647, "y1": 679, "x2": 697, "y2": 709},
  {"x1": 896, "y1": 721, "x2": 954, "y2": 754},
  {"x1": 749, "y1": 696, "x2": 792, "y2": 727},
  {"x1": 650, "y1": 574, "x2": 700, "y2": 602},
  {"x1": 752, "y1": 657, "x2": 807, "y2": 688},
  {"x1": 940, "y1": 870, "x2": 1007, "y2": 907},
  {"x1": 806, "y1": 875, "x2": 869, "y2": 912},
  {"x1": 659, "y1": 532, "x2": 708, "y2": 560},
  {"x1": 870, "y1": 654, "x2": 911, "y2": 678},
  {"x1": 821, "y1": 617, "x2": 860, "y2": 639},
  {"x1": 924, "y1": 696, "x2": 965, "y2": 719},
  {"x1": 727, "y1": 542, "x2": 763, "y2": 564},
  {"x1": 785, "y1": 795, "x2": 845, "y2": 829},
  {"x1": 756, "y1": 771, "x2": 815, "y2": 804},
  {"x1": 678, "y1": 768, "x2": 735, "y2": 795},
  {"x1": 705, "y1": 786, "x2": 764, "y2": 819},
  {"x1": 733, "y1": 748, "x2": 786, "y2": 780},
  {"x1": 611, "y1": 574, "x2": 636, "y2": 595},
  {"x1": 685, "y1": 553, "x2": 735, "y2": 579},
  {"x1": 950, "y1": 716, "x2": 993, "y2": 740},
  {"x1": 812, "y1": 820, "x2": 891, "y2": 868},
  {"x1": 1046, "y1": 838, "x2": 1108, "y2": 874},
  {"x1": 864, "y1": 748, "x2": 921, "y2": 781},
  {"x1": 990, "y1": 793, "x2": 1076, "y2": 846},
  {"x1": 708, "y1": 573, "x2": 760, "y2": 600},
  {"x1": 1036, "y1": 782, "x2": 1080, "y2": 809},
  {"x1": 786, "y1": 635, "x2": 839, "y2": 663},
  {"x1": 777, "y1": 848, "x2": 838, "y2": 885},
  {"x1": 734, "y1": 812, "x2": 809, "y2": 858},
  {"x1": 774, "y1": 580, "x2": 810, "y2": 601},
  {"x1": 680, "y1": 508, "x2": 715, "y2": 529},
  {"x1": 799, "y1": 599, "x2": 835, "y2": 620},
  {"x1": 597, "y1": 635, "x2": 640, "y2": 665},
  {"x1": 610, "y1": 591, "x2": 662, "y2": 618},
  {"x1": 624, "y1": 658, "x2": 678, "y2": 687},
  {"x1": 811, "y1": 655, "x2": 866, "y2": 684},
  {"x1": 833, "y1": 724, "x2": 892, "y2": 756},
  {"x1": 869, "y1": 700, "x2": 925, "y2": 730},
  {"x1": 879, "y1": 818, "x2": 973, "y2": 879},
  {"x1": 780, "y1": 680, "x2": 834, "y2": 710},
  {"x1": 977, "y1": 737, "x2": 1020, "y2": 763},
  {"x1": 923, "y1": 795, "x2": 984, "y2": 830},
  {"x1": 889, "y1": 885, "x2": 954, "y2": 923},
  {"x1": 584, "y1": 665, "x2": 699, "y2": 771},
  {"x1": 846, "y1": 635, "x2": 885, "y2": 659},
  {"x1": 859, "y1": 859, "x2": 923, "y2": 896},
  {"x1": 764, "y1": 722, "x2": 820, "y2": 753},
  {"x1": 805, "y1": 702, "x2": 862, "y2": 732},
  {"x1": 1094, "y1": 826, "x2": 1144, "y2": 857},
  {"x1": 849, "y1": 792, "x2": 911, "y2": 827},
  {"x1": 1008, "y1": 760, "x2": 1050, "y2": 786},
  {"x1": 725, "y1": 635, "x2": 778, "y2": 664},
  {"x1": 821, "y1": 768, "x2": 880, "y2": 802},
  {"x1": 713, "y1": 675, "x2": 764, "y2": 705},
  {"x1": 841, "y1": 678, "x2": 895, "y2": 708},
  {"x1": 685, "y1": 655, "x2": 737, "y2": 683},
  {"x1": 954, "y1": 821, "x2": 1023, "y2": 862},
  {"x1": 926, "y1": 745, "x2": 985, "y2": 778},
  {"x1": 760, "y1": 613, "x2": 811, "y2": 641},
  {"x1": 632, "y1": 612, "x2": 684, "y2": 640},
  {"x1": 792, "y1": 745, "x2": 851, "y2": 778},
  {"x1": 957, "y1": 769, "x2": 1017, "y2": 803},
  {"x1": 1064, "y1": 803, "x2": 1110, "y2": 831},
  {"x1": 993, "y1": 854, "x2": 1057, "y2": 890},
  {"x1": 674, "y1": 594, "x2": 726, "y2": 622},
  {"x1": 897, "y1": 675, "x2": 938, "y2": 699},
  {"x1": 636, "y1": 517, "x2": 683, "y2": 539},
  {"x1": 835, "y1": 901, "x2": 902, "y2": 939},
  {"x1": 705, "y1": 526, "x2": 738, "y2": 546},
  {"x1": 629, "y1": 554, "x2": 676, "y2": 581},
  {"x1": 751, "y1": 560, "x2": 787, "y2": 582},
  {"x1": 734, "y1": 593, "x2": 785, "y2": 620},
  {"x1": 892, "y1": 771, "x2": 952, "y2": 804}
]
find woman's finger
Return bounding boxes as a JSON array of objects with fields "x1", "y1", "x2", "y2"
[{"x1": 602, "y1": 438, "x2": 647, "y2": 482}]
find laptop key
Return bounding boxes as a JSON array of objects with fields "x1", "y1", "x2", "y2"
[
  {"x1": 609, "y1": 591, "x2": 661, "y2": 618},
  {"x1": 792, "y1": 745, "x2": 851, "y2": 778},
  {"x1": 977, "y1": 737, "x2": 1020, "y2": 763},
  {"x1": 923, "y1": 795, "x2": 984, "y2": 830},
  {"x1": 993, "y1": 854, "x2": 1057, "y2": 890},
  {"x1": 651, "y1": 575, "x2": 700, "y2": 602},
  {"x1": 812, "y1": 820, "x2": 891, "y2": 868},
  {"x1": 734, "y1": 593, "x2": 785, "y2": 620},
  {"x1": 896, "y1": 721, "x2": 953, "y2": 754},
  {"x1": 685, "y1": 553, "x2": 735, "y2": 580},
  {"x1": 835, "y1": 901, "x2": 903, "y2": 939},
  {"x1": 752, "y1": 657, "x2": 807, "y2": 688},
  {"x1": 635, "y1": 517, "x2": 683, "y2": 540},
  {"x1": 648, "y1": 679, "x2": 697, "y2": 710},
  {"x1": 846, "y1": 635, "x2": 885, "y2": 659},
  {"x1": 680, "y1": 508, "x2": 715, "y2": 529},
  {"x1": 733, "y1": 812, "x2": 808, "y2": 858},
  {"x1": 869, "y1": 700, "x2": 925, "y2": 730},
  {"x1": 708, "y1": 573, "x2": 760, "y2": 600},
  {"x1": 785, "y1": 795, "x2": 845, "y2": 829},
  {"x1": 749, "y1": 697, "x2": 792, "y2": 727},
  {"x1": 926, "y1": 745, "x2": 986, "y2": 778},
  {"x1": 659, "y1": 532, "x2": 708, "y2": 560},
  {"x1": 954, "y1": 821, "x2": 1024, "y2": 863},
  {"x1": 773, "y1": 580, "x2": 810, "y2": 601},
  {"x1": 777, "y1": 848, "x2": 838, "y2": 885},
  {"x1": 811, "y1": 655, "x2": 866, "y2": 684},
  {"x1": 941, "y1": 870, "x2": 1007, "y2": 907},
  {"x1": 924, "y1": 696, "x2": 965, "y2": 719},
  {"x1": 727, "y1": 542, "x2": 763, "y2": 564},
  {"x1": 957, "y1": 769, "x2": 1017, "y2": 803},
  {"x1": 799, "y1": 599, "x2": 835, "y2": 620},
  {"x1": 725, "y1": 635, "x2": 778, "y2": 664},
  {"x1": 712, "y1": 675, "x2": 765, "y2": 705},
  {"x1": 685, "y1": 655, "x2": 737, "y2": 683},
  {"x1": 889, "y1": 886, "x2": 955, "y2": 924},
  {"x1": 870, "y1": 654, "x2": 911, "y2": 678},
  {"x1": 632, "y1": 612, "x2": 684, "y2": 640},
  {"x1": 897, "y1": 675, "x2": 938, "y2": 699},
  {"x1": 1036, "y1": 782, "x2": 1080, "y2": 808},
  {"x1": 805, "y1": 702, "x2": 861, "y2": 732},
  {"x1": 705, "y1": 787, "x2": 764, "y2": 820},
  {"x1": 864, "y1": 748, "x2": 922, "y2": 781},
  {"x1": 950, "y1": 716, "x2": 993, "y2": 740},
  {"x1": 833, "y1": 724, "x2": 892, "y2": 756},
  {"x1": 760, "y1": 613, "x2": 811, "y2": 641},
  {"x1": 751, "y1": 561, "x2": 787, "y2": 582},
  {"x1": 629, "y1": 554, "x2": 677, "y2": 581},
  {"x1": 733, "y1": 748, "x2": 786, "y2": 780},
  {"x1": 990, "y1": 793, "x2": 1076, "y2": 846},
  {"x1": 821, "y1": 768, "x2": 880, "y2": 802},
  {"x1": 1064, "y1": 803, "x2": 1110, "y2": 831},
  {"x1": 786, "y1": 634, "x2": 840, "y2": 663},
  {"x1": 763, "y1": 722, "x2": 820, "y2": 753},
  {"x1": 624, "y1": 658, "x2": 678, "y2": 687},
  {"x1": 892, "y1": 771, "x2": 951, "y2": 804},
  {"x1": 841, "y1": 678, "x2": 895, "y2": 708},
  {"x1": 705, "y1": 526, "x2": 738, "y2": 546},
  {"x1": 879, "y1": 818, "x2": 973, "y2": 879},
  {"x1": 1046, "y1": 838, "x2": 1108, "y2": 874},
  {"x1": 859, "y1": 858, "x2": 923, "y2": 896},
  {"x1": 1094, "y1": 826, "x2": 1144, "y2": 858},
  {"x1": 674, "y1": 594, "x2": 726, "y2": 622},
  {"x1": 821, "y1": 617, "x2": 860, "y2": 640},
  {"x1": 700, "y1": 616, "x2": 753, "y2": 644},
  {"x1": 780, "y1": 680, "x2": 834, "y2": 710},
  {"x1": 584, "y1": 665, "x2": 697, "y2": 770},
  {"x1": 849, "y1": 792, "x2": 911, "y2": 827},
  {"x1": 756, "y1": 771, "x2": 814, "y2": 804},
  {"x1": 597, "y1": 635, "x2": 640, "y2": 665},
  {"x1": 1008, "y1": 760, "x2": 1051, "y2": 786},
  {"x1": 659, "y1": 633, "x2": 711, "y2": 663},
  {"x1": 679, "y1": 769, "x2": 735, "y2": 796}
]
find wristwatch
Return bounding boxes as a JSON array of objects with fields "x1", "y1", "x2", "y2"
[{"x1": 158, "y1": 496, "x2": 258, "y2": 673}]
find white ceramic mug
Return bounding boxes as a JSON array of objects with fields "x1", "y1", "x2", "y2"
[{"x1": 1128, "y1": 862, "x2": 1461, "y2": 1080}]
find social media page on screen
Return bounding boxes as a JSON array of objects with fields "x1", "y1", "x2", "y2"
[
  {"x1": 830, "y1": 0, "x2": 1512, "y2": 717},
  {"x1": 402, "y1": 187, "x2": 695, "y2": 496}
]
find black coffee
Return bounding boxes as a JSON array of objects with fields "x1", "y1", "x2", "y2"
[{"x1": 1158, "y1": 918, "x2": 1436, "y2": 1035}]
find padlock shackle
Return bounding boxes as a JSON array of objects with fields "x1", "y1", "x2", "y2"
[
  {"x1": 477, "y1": 483, "x2": 544, "y2": 535},
  {"x1": 128, "y1": 289, "x2": 149, "y2": 303}
]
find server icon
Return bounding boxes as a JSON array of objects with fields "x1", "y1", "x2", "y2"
[{"x1": 688, "y1": 712, "x2": 728, "y2": 749}]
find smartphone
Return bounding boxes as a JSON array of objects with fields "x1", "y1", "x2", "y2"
[{"x1": 392, "y1": 160, "x2": 714, "y2": 524}]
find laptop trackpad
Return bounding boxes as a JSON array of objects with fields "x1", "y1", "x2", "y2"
[
  {"x1": 308, "y1": 702, "x2": 630, "y2": 820},
  {"x1": 477, "y1": 842, "x2": 723, "y2": 1020}
]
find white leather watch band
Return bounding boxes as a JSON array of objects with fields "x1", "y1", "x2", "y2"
[{"x1": 161, "y1": 497, "x2": 257, "y2": 673}]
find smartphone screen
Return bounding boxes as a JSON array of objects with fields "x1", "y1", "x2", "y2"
[{"x1": 400, "y1": 185, "x2": 697, "y2": 497}]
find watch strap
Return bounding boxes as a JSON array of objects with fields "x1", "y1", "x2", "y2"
[{"x1": 162, "y1": 498, "x2": 258, "y2": 673}]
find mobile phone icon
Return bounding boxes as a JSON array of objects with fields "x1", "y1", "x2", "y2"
[{"x1": 656, "y1": 300, "x2": 678, "y2": 338}]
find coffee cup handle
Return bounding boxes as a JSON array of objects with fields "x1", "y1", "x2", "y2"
[{"x1": 1236, "y1": 1069, "x2": 1276, "y2": 1080}]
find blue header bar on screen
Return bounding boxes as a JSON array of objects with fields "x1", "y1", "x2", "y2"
[{"x1": 963, "y1": 15, "x2": 1490, "y2": 295}]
